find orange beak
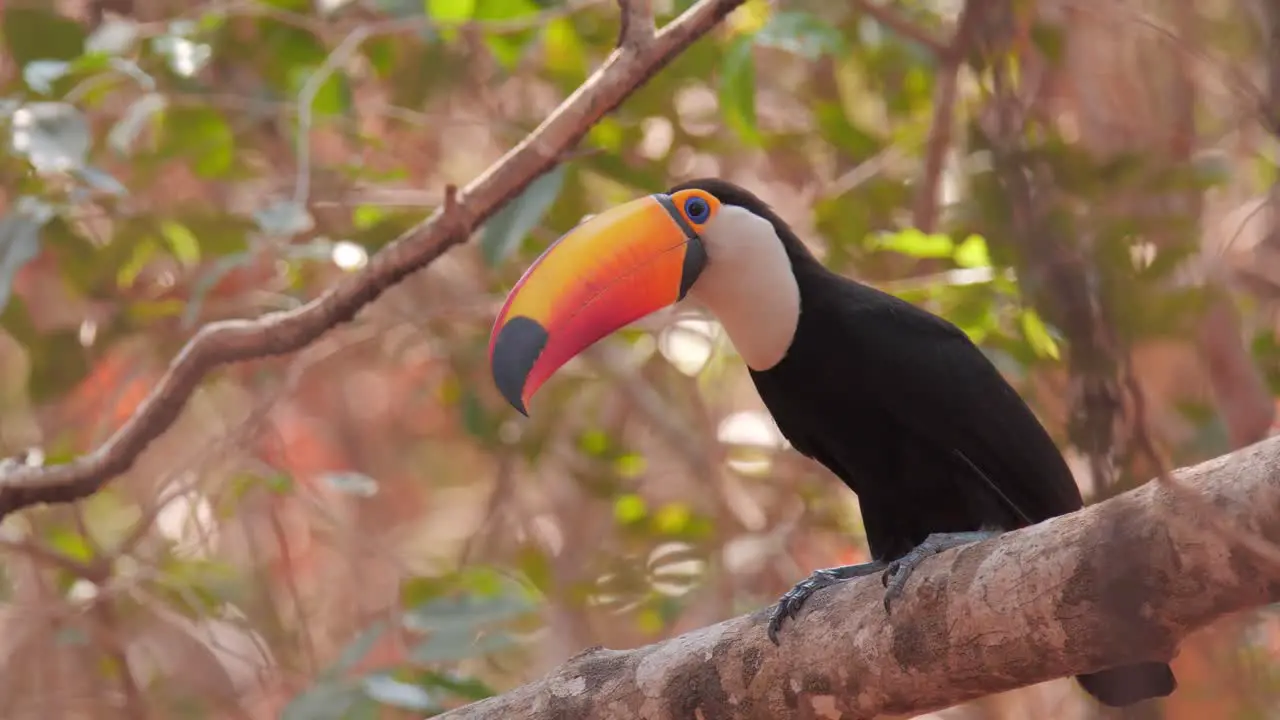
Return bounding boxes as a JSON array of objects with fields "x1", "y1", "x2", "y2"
[{"x1": 488, "y1": 194, "x2": 707, "y2": 415}]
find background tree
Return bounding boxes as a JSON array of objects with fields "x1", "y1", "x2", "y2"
[{"x1": 0, "y1": 0, "x2": 1277, "y2": 718}]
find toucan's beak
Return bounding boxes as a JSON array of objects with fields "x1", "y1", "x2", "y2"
[{"x1": 488, "y1": 194, "x2": 707, "y2": 415}]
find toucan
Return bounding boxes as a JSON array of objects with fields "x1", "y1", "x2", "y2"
[{"x1": 487, "y1": 178, "x2": 1176, "y2": 707}]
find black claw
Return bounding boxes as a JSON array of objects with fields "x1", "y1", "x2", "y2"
[
  {"x1": 879, "y1": 531, "x2": 1000, "y2": 614},
  {"x1": 766, "y1": 562, "x2": 886, "y2": 643}
]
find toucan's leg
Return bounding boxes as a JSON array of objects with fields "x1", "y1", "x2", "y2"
[
  {"x1": 881, "y1": 530, "x2": 1000, "y2": 612},
  {"x1": 767, "y1": 560, "x2": 888, "y2": 644}
]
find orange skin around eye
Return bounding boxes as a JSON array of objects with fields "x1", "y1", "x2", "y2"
[{"x1": 488, "y1": 192, "x2": 713, "y2": 413}]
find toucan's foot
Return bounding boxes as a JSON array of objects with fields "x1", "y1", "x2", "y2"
[
  {"x1": 767, "y1": 560, "x2": 887, "y2": 644},
  {"x1": 881, "y1": 530, "x2": 999, "y2": 613}
]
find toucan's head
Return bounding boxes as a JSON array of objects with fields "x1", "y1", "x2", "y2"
[{"x1": 488, "y1": 178, "x2": 807, "y2": 415}]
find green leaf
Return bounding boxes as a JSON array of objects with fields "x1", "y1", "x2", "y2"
[
  {"x1": 291, "y1": 64, "x2": 353, "y2": 118},
  {"x1": 426, "y1": 0, "x2": 476, "y2": 24},
  {"x1": 415, "y1": 671, "x2": 495, "y2": 702},
  {"x1": 403, "y1": 589, "x2": 536, "y2": 633},
  {"x1": 281, "y1": 680, "x2": 363, "y2": 720},
  {"x1": 1019, "y1": 308, "x2": 1061, "y2": 361},
  {"x1": 160, "y1": 222, "x2": 201, "y2": 266},
  {"x1": 874, "y1": 227, "x2": 954, "y2": 258},
  {"x1": 332, "y1": 621, "x2": 389, "y2": 675},
  {"x1": 47, "y1": 527, "x2": 96, "y2": 564},
  {"x1": 754, "y1": 11, "x2": 847, "y2": 59},
  {"x1": 613, "y1": 494, "x2": 648, "y2": 524},
  {"x1": 953, "y1": 234, "x2": 991, "y2": 268},
  {"x1": 480, "y1": 165, "x2": 567, "y2": 267},
  {"x1": 159, "y1": 107, "x2": 235, "y2": 178},
  {"x1": 408, "y1": 629, "x2": 516, "y2": 664},
  {"x1": 719, "y1": 35, "x2": 761, "y2": 144},
  {"x1": 542, "y1": 17, "x2": 586, "y2": 79},
  {"x1": 2, "y1": 9, "x2": 86, "y2": 66},
  {"x1": 476, "y1": 0, "x2": 541, "y2": 69}
]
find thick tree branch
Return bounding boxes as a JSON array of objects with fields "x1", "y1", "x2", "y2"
[
  {"x1": 438, "y1": 437, "x2": 1280, "y2": 719},
  {"x1": 0, "y1": 0, "x2": 747, "y2": 520}
]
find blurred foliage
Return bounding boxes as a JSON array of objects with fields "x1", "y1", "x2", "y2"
[{"x1": 0, "y1": 0, "x2": 1278, "y2": 718}]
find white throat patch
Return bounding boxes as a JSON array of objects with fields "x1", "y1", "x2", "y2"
[{"x1": 686, "y1": 205, "x2": 801, "y2": 371}]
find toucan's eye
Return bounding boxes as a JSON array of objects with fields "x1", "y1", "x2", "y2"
[{"x1": 684, "y1": 196, "x2": 711, "y2": 224}]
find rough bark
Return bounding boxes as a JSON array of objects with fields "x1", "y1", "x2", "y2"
[{"x1": 439, "y1": 437, "x2": 1280, "y2": 720}]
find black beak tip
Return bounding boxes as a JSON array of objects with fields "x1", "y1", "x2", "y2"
[{"x1": 490, "y1": 316, "x2": 548, "y2": 417}]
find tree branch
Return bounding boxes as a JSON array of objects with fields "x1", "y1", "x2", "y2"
[
  {"x1": 616, "y1": 0, "x2": 655, "y2": 50},
  {"x1": 0, "y1": 0, "x2": 748, "y2": 521},
  {"x1": 437, "y1": 437, "x2": 1280, "y2": 719},
  {"x1": 912, "y1": 0, "x2": 979, "y2": 233}
]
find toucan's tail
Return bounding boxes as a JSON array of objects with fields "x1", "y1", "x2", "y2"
[{"x1": 1076, "y1": 662, "x2": 1176, "y2": 707}]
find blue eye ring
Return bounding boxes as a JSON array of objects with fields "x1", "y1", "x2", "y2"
[{"x1": 684, "y1": 196, "x2": 711, "y2": 224}]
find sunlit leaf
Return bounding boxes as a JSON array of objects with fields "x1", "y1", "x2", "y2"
[
  {"x1": 22, "y1": 60, "x2": 70, "y2": 95},
  {"x1": 10, "y1": 102, "x2": 90, "y2": 173},
  {"x1": 480, "y1": 165, "x2": 567, "y2": 267},
  {"x1": 86, "y1": 16, "x2": 140, "y2": 56},
  {"x1": 542, "y1": 17, "x2": 586, "y2": 79},
  {"x1": 322, "y1": 471, "x2": 380, "y2": 498},
  {"x1": 426, "y1": 0, "x2": 476, "y2": 24},
  {"x1": 1019, "y1": 308, "x2": 1061, "y2": 361},
  {"x1": 874, "y1": 227, "x2": 954, "y2": 258},
  {"x1": 46, "y1": 527, "x2": 96, "y2": 563},
  {"x1": 0, "y1": 197, "x2": 55, "y2": 313},
  {"x1": 653, "y1": 503, "x2": 692, "y2": 535},
  {"x1": 109, "y1": 93, "x2": 166, "y2": 155},
  {"x1": 161, "y1": 222, "x2": 201, "y2": 266},
  {"x1": 953, "y1": 234, "x2": 991, "y2": 268},
  {"x1": 719, "y1": 36, "x2": 761, "y2": 144},
  {"x1": 477, "y1": 0, "x2": 541, "y2": 68},
  {"x1": 614, "y1": 493, "x2": 648, "y2": 524},
  {"x1": 152, "y1": 31, "x2": 213, "y2": 77},
  {"x1": 361, "y1": 674, "x2": 435, "y2": 711},
  {"x1": 290, "y1": 64, "x2": 353, "y2": 118}
]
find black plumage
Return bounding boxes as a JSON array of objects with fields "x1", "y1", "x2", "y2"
[{"x1": 669, "y1": 179, "x2": 1175, "y2": 708}]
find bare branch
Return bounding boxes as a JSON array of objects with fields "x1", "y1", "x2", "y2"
[
  {"x1": 435, "y1": 438, "x2": 1280, "y2": 719},
  {"x1": 617, "y1": 0, "x2": 656, "y2": 49},
  {"x1": 912, "y1": 0, "x2": 979, "y2": 233},
  {"x1": 0, "y1": 0, "x2": 749, "y2": 521},
  {"x1": 850, "y1": 0, "x2": 950, "y2": 57}
]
